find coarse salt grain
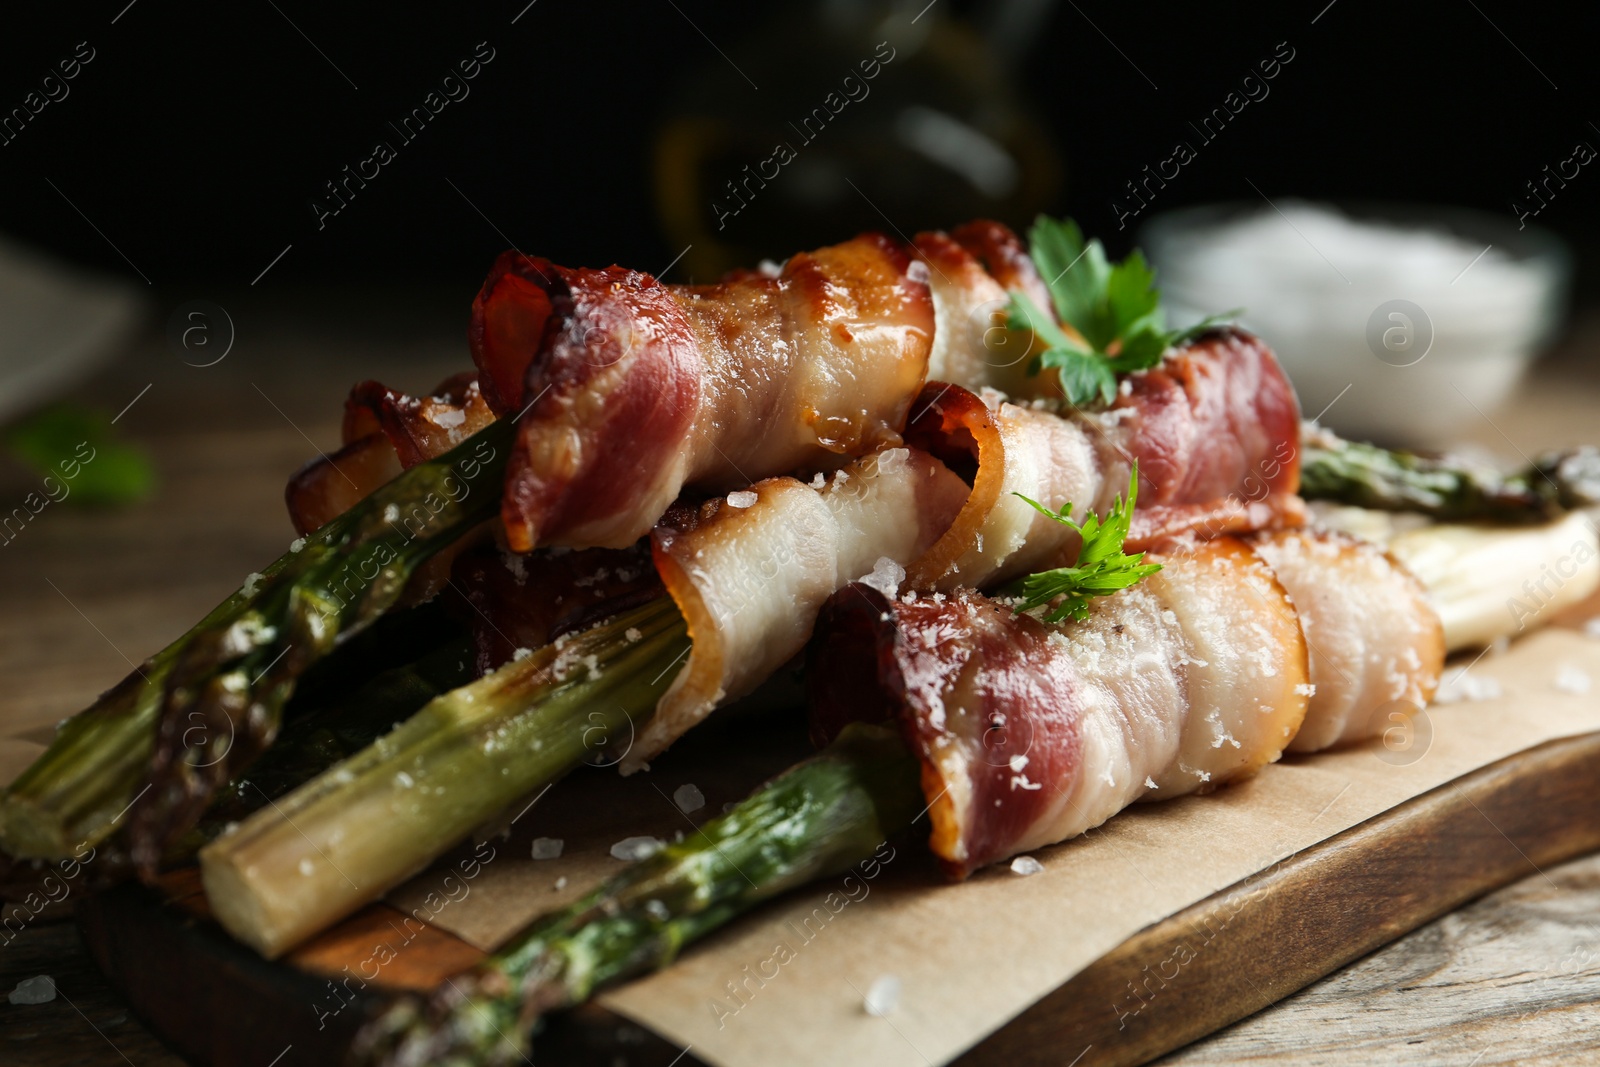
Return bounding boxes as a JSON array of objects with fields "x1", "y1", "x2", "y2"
[
  {"x1": 1434, "y1": 672, "x2": 1502, "y2": 704},
  {"x1": 1555, "y1": 665, "x2": 1592, "y2": 695},
  {"x1": 1010, "y1": 855, "x2": 1044, "y2": 876},
  {"x1": 610, "y1": 836, "x2": 663, "y2": 861},
  {"x1": 863, "y1": 974, "x2": 901, "y2": 1017},
  {"x1": 8, "y1": 976, "x2": 55, "y2": 1005},
  {"x1": 531, "y1": 837, "x2": 564, "y2": 860},
  {"x1": 726, "y1": 490, "x2": 758, "y2": 509},
  {"x1": 858, "y1": 556, "x2": 906, "y2": 599},
  {"x1": 673, "y1": 783, "x2": 705, "y2": 813}
]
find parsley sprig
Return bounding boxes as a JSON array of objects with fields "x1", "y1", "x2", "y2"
[
  {"x1": 1004, "y1": 216, "x2": 1237, "y2": 406},
  {"x1": 1002, "y1": 466, "x2": 1161, "y2": 623}
]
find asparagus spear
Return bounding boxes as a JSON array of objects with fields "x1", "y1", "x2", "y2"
[
  {"x1": 0, "y1": 419, "x2": 513, "y2": 873},
  {"x1": 353, "y1": 723, "x2": 920, "y2": 1067},
  {"x1": 181, "y1": 631, "x2": 477, "y2": 856},
  {"x1": 1299, "y1": 424, "x2": 1600, "y2": 523},
  {"x1": 199, "y1": 596, "x2": 689, "y2": 959}
]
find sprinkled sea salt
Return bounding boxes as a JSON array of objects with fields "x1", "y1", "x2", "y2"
[
  {"x1": 512, "y1": 647, "x2": 533, "y2": 662},
  {"x1": 289, "y1": 537, "x2": 306, "y2": 553},
  {"x1": 858, "y1": 556, "x2": 905, "y2": 599},
  {"x1": 554, "y1": 876, "x2": 569, "y2": 891},
  {"x1": 863, "y1": 974, "x2": 901, "y2": 1017},
  {"x1": 531, "y1": 837, "x2": 564, "y2": 860},
  {"x1": 673, "y1": 783, "x2": 706, "y2": 813},
  {"x1": 1434, "y1": 672, "x2": 1503, "y2": 704},
  {"x1": 1554, "y1": 665, "x2": 1592, "y2": 695},
  {"x1": 1009, "y1": 855, "x2": 1044, "y2": 876},
  {"x1": 298, "y1": 858, "x2": 315, "y2": 876},
  {"x1": 241, "y1": 572, "x2": 263, "y2": 596},
  {"x1": 433, "y1": 408, "x2": 466, "y2": 428},
  {"x1": 644, "y1": 899, "x2": 670, "y2": 922},
  {"x1": 625, "y1": 627, "x2": 643, "y2": 642},
  {"x1": 610, "y1": 836, "x2": 664, "y2": 861},
  {"x1": 9, "y1": 976, "x2": 56, "y2": 1005},
  {"x1": 1294, "y1": 683, "x2": 1317, "y2": 697},
  {"x1": 726, "y1": 490, "x2": 758, "y2": 509},
  {"x1": 383, "y1": 503, "x2": 400, "y2": 522},
  {"x1": 395, "y1": 771, "x2": 415, "y2": 788}
]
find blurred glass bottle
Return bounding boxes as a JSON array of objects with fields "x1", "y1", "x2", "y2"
[{"x1": 654, "y1": 0, "x2": 1062, "y2": 279}]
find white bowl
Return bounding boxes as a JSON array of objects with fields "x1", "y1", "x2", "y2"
[{"x1": 1140, "y1": 201, "x2": 1570, "y2": 447}]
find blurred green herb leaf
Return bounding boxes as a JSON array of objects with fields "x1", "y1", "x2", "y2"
[{"x1": 4, "y1": 404, "x2": 155, "y2": 506}]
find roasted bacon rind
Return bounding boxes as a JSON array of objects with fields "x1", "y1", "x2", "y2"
[
  {"x1": 811, "y1": 537, "x2": 1311, "y2": 879},
  {"x1": 903, "y1": 327, "x2": 1304, "y2": 590},
  {"x1": 285, "y1": 376, "x2": 497, "y2": 537},
  {"x1": 631, "y1": 446, "x2": 970, "y2": 773},
  {"x1": 949, "y1": 219, "x2": 1056, "y2": 324},
  {"x1": 1247, "y1": 528, "x2": 1443, "y2": 752},
  {"x1": 913, "y1": 231, "x2": 1033, "y2": 399},
  {"x1": 470, "y1": 234, "x2": 938, "y2": 553}
]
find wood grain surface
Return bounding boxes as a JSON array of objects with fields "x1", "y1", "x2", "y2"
[{"x1": 5, "y1": 300, "x2": 1600, "y2": 1065}]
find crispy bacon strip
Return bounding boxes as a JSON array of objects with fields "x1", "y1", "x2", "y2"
[
  {"x1": 285, "y1": 375, "x2": 496, "y2": 536},
  {"x1": 630, "y1": 446, "x2": 969, "y2": 772},
  {"x1": 903, "y1": 327, "x2": 1304, "y2": 591},
  {"x1": 284, "y1": 376, "x2": 498, "y2": 605},
  {"x1": 810, "y1": 528, "x2": 1444, "y2": 879},
  {"x1": 470, "y1": 234, "x2": 937, "y2": 552},
  {"x1": 811, "y1": 537, "x2": 1309, "y2": 877},
  {"x1": 1247, "y1": 528, "x2": 1443, "y2": 751}
]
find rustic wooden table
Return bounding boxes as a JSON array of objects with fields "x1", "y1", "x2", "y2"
[{"x1": 2, "y1": 292, "x2": 1598, "y2": 1065}]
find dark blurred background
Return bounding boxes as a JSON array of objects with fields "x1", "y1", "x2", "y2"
[{"x1": 1, "y1": 0, "x2": 1595, "y2": 295}]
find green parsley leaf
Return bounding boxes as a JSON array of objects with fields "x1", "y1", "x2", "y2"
[
  {"x1": 1000, "y1": 465, "x2": 1161, "y2": 624},
  {"x1": 1000, "y1": 215, "x2": 1243, "y2": 407},
  {"x1": 4, "y1": 404, "x2": 156, "y2": 506}
]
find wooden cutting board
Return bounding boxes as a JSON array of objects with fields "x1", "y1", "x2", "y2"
[{"x1": 76, "y1": 729, "x2": 1600, "y2": 1067}]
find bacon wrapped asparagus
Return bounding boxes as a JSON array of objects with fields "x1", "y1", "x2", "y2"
[
  {"x1": 812, "y1": 528, "x2": 1442, "y2": 875},
  {"x1": 198, "y1": 444, "x2": 969, "y2": 956},
  {"x1": 352, "y1": 524, "x2": 1444, "y2": 1064},
  {"x1": 903, "y1": 327, "x2": 1303, "y2": 591},
  {"x1": 197, "y1": 317, "x2": 1312, "y2": 951}
]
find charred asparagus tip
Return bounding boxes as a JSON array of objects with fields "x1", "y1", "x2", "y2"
[{"x1": 352, "y1": 724, "x2": 922, "y2": 1067}]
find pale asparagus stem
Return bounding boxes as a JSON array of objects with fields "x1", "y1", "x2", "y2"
[
  {"x1": 353, "y1": 724, "x2": 921, "y2": 1067},
  {"x1": 1300, "y1": 423, "x2": 1600, "y2": 523},
  {"x1": 200, "y1": 597, "x2": 688, "y2": 959},
  {"x1": 171, "y1": 633, "x2": 478, "y2": 863},
  {"x1": 0, "y1": 419, "x2": 514, "y2": 864}
]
